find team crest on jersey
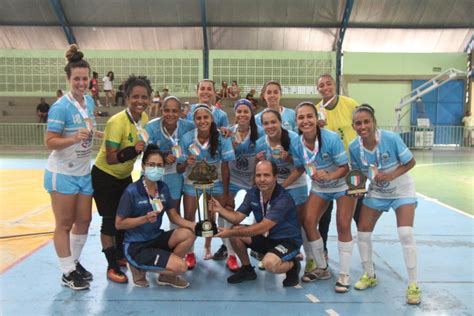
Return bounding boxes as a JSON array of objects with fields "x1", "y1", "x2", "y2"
[
  {"x1": 236, "y1": 156, "x2": 249, "y2": 170},
  {"x1": 381, "y1": 152, "x2": 390, "y2": 161},
  {"x1": 322, "y1": 152, "x2": 330, "y2": 160}
]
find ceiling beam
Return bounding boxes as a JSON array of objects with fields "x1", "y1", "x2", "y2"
[
  {"x1": 199, "y1": 0, "x2": 209, "y2": 79},
  {"x1": 49, "y1": 0, "x2": 77, "y2": 45},
  {"x1": 335, "y1": 0, "x2": 354, "y2": 94}
]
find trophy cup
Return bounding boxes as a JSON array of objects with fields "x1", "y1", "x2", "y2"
[
  {"x1": 346, "y1": 170, "x2": 368, "y2": 195},
  {"x1": 188, "y1": 160, "x2": 219, "y2": 237}
]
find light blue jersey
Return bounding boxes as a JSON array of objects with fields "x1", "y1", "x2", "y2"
[
  {"x1": 186, "y1": 104, "x2": 229, "y2": 128},
  {"x1": 255, "y1": 130, "x2": 306, "y2": 190},
  {"x1": 145, "y1": 118, "x2": 195, "y2": 200},
  {"x1": 349, "y1": 129, "x2": 416, "y2": 199},
  {"x1": 228, "y1": 125, "x2": 265, "y2": 191},
  {"x1": 255, "y1": 106, "x2": 297, "y2": 132},
  {"x1": 46, "y1": 94, "x2": 96, "y2": 176},
  {"x1": 145, "y1": 118, "x2": 195, "y2": 174},
  {"x1": 177, "y1": 129, "x2": 235, "y2": 188},
  {"x1": 295, "y1": 128, "x2": 349, "y2": 193}
]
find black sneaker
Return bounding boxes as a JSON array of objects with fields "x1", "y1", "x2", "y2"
[
  {"x1": 283, "y1": 259, "x2": 301, "y2": 287},
  {"x1": 227, "y1": 266, "x2": 257, "y2": 284},
  {"x1": 61, "y1": 270, "x2": 90, "y2": 290},
  {"x1": 213, "y1": 244, "x2": 228, "y2": 261},
  {"x1": 75, "y1": 261, "x2": 93, "y2": 281}
]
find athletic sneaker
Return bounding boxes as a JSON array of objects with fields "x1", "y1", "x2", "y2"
[
  {"x1": 283, "y1": 259, "x2": 301, "y2": 287},
  {"x1": 157, "y1": 275, "x2": 190, "y2": 289},
  {"x1": 301, "y1": 266, "x2": 331, "y2": 282},
  {"x1": 258, "y1": 260, "x2": 265, "y2": 270},
  {"x1": 226, "y1": 255, "x2": 240, "y2": 272},
  {"x1": 107, "y1": 267, "x2": 128, "y2": 283},
  {"x1": 185, "y1": 252, "x2": 196, "y2": 270},
  {"x1": 61, "y1": 270, "x2": 90, "y2": 290},
  {"x1": 128, "y1": 263, "x2": 149, "y2": 287},
  {"x1": 335, "y1": 273, "x2": 350, "y2": 293},
  {"x1": 406, "y1": 282, "x2": 421, "y2": 305},
  {"x1": 227, "y1": 266, "x2": 257, "y2": 284},
  {"x1": 354, "y1": 272, "x2": 378, "y2": 290},
  {"x1": 213, "y1": 244, "x2": 228, "y2": 260},
  {"x1": 75, "y1": 261, "x2": 93, "y2": 281},
  {"x1": 304, "y1": 258, "x2": 316, "y2": 273}
]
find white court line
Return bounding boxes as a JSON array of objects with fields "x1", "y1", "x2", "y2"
[
  {"x1": 305, "y1": 294, "x2": 320, "y2": 303},
  {"x1": 325, "y1": 309, "x2": 339, "y2": 316},
  {"x1": 416, "y1": 192, "x2": 474, "y2": 219},
  {"x1": 414, "y1": 161, "x2": 474, "y2": 168}
]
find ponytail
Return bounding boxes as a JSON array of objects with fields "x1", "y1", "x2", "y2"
[{"x1": 209, "y1": 122, "x2": 219, "y2": 158}]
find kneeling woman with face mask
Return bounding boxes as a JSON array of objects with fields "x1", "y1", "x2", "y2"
[{"x1": 115, "y1": 144, "x2": 197, "y2": 288}]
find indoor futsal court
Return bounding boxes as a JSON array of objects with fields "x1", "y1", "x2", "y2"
[{"x1": 1, "y1": 1, "x2": 473, "y2": 315}]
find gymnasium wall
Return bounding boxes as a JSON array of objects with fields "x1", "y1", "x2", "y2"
[
  {"x1": 0, "y1": 49, "x2": 467, "y2": 124},
  {"x1": 344, "y1": 52, "x2": 467, "y2": 126}
]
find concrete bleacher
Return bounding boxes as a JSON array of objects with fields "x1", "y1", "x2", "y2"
[{"x1": 0, "y1": 96, "x2": 315, "y2": 124}]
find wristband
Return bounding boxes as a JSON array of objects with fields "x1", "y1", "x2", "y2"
[{"x1": 117, "y1": 146, "x2": 139, "y2": 163}]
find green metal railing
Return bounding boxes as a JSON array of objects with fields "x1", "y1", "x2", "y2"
[{"x1": 0, "y1": 123, "x2": 471, "y2": 150}]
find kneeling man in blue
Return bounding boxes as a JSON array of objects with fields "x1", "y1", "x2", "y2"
[
  {"x1": 210, "y1": 160, "x2": 302, "y2": 287},
  {"x1": 116, "y1": 144, "x2": 196, "y2": 288}
]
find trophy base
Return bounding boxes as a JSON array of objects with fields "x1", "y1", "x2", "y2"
[
  {"x1": 347, "y1": 188, "x2": 367, "y2": 196},
  {"x1": 195, "y1": 220, "x2": 218, "y2": 238}
]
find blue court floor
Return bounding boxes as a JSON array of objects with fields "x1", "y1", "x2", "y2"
[{"x1": 0, "y1": 156, "x2": 473, "y2": 316}]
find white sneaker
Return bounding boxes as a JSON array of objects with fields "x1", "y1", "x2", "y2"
[{"x1": 335, "y1": 273, "x2": 350, "y2": 293}]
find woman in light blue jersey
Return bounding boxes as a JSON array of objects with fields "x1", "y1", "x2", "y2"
[
  {"x1": 44, "y1": 45, "x2": 97, "y2": 291},
  {"x1": 295, "y1": 102, "x2": 355, "y2": 294},
  {"x1": 349, "y1": 104, "x2": 421, "y2": 305},
  {"x1": 177, "y1": 105, "x2": 235, "y2": 269}
]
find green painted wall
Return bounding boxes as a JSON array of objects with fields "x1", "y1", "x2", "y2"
[
  {"x1": 344, "y1": 52, "x2": 467, "y2": 76},
  {"x1": 348, "y1": 82, "x2": 412, "y2": 127}
]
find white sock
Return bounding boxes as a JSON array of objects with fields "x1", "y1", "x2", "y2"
[
  {"x1": 70, "y1": 233, "x2": 87, "y2": 262},
  {"x1": 398, "y1": 226, "x2": 417, "y2": 284},
  {"x1": 357, "y1": 231, "x2": 375, "y2": 277},
  {"x1": 338, "y1": 240, "x2": 353, "y2": 276},
  {"x1": 59, "y1": 256, "x2": 76, "y2": 275},
  {"x1": 309, "y1": 238, "x2": 327, "y2": 269},
  {"x1": 223, "y1": 218, "x2": 236, "y2": 256},
  {"x1": 301, "y1": 227, "x2": 313, "y2": 261}
]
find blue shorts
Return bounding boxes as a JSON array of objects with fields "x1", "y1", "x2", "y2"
[
  {"x1": 229, "y1": 182, "x2": 251, "y2": 195},
  {"x1": 164, "y1": 173, "x2": 184, "y2": 201},
  {"x1": 287, "y1": 186, "x2": 308, "y2": 206},
  {"x1": 44, "y1": 170, "x2": 93, "y2": 195},
  {"x1": 363, "y1": 197, "x2": 417, "y2": 212},
  {"x1": 124, "y1": 230, "x2": 174, "y2": 271},
  {"x1": 183, "y1": 181, "x2": 224, "y2": 197},
  {"x1": 311, "y1": 190, "x2": 347, "y2": 202}
]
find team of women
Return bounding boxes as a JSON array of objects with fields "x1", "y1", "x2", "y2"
[{"x1": 43, "y1": 45, "x2": 421, "y2": 305}]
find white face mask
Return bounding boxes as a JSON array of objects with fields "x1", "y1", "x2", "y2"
[{"x1": 144, "y1": 166, "x2": 165, "y2": 182}]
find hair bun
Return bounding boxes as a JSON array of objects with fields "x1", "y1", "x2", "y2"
[{"x1": 65, "y1": 44, "x2": 84, "y2": 62}]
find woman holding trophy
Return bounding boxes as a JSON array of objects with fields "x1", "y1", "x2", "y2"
[
  {"x1": 349, "y1": 104, "x2": 420, "y2": 305},
  {"x1": 294, "y1": 102, "x2": 355, "y2": 294},
  {"x1": 177, "y1": 105, "x2": 235, "y2": 269}
]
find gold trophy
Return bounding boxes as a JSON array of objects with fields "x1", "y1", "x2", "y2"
[
  {"x1": 345, "y1": 170, "x2": 368, "y2": 195},
  {"x1": 188, "y1": 160, "x2": 218, "y2": 237}
]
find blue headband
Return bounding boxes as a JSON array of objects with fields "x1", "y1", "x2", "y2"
[
  {"x1": 193, "y1": 104, "x2": 213, "y2": 117},
  {"x1": 234, "y1": 98, "x2": 253, "y2": 112}
]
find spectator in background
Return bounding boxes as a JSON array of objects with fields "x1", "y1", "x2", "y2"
[
  {"x1": 162, "y1": 87, "x2": 170, "y2": 100},
  {"x1": 89, "y1": 71, "x2": 101, "y2": 107},
  {"x1": 36, "y1": 97, "x2": 50, "y2": 123},
  {"x1": 181, "y1": 101, "x2": 190, "y2": 119},
  {"x1": 103, "y1": 71, "x2": 115, "y2": 107},
  {"x1": 229, "y1": 81, "x2": 240, "y2": 100},
  {"x1": 219, "y1": 81, "x2": 229, "y2": 99},
  {"x1": 462, "y1": 110, "x2": 474, "y2": 146},
  {"x1": 148, "y1": 91, "x2": 161, "y2": 118},
  {"x1": 56, "y1": 89, "x2": 64, "y2": 100},
  {"x1": 115, "y1": 81, "x2": 126, "y2": 106},
  {"x1": 246, "y1": 88, "x2": 258, "y2": 112}
]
